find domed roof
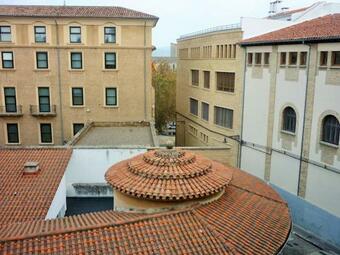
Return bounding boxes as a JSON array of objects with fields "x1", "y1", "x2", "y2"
[{"x1": 105, "y1": 149, "x2": 233, "y2": 201}]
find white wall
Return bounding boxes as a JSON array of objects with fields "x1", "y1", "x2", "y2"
[
  {"x1": 293, "y1": 2, "x2": 340, "y2": 22},
  {"x1": 65, "y1": 148, "x2": 146, "y2": 197},
  {"x1": 240, "y1": 146, "x2": 266, "y2": 179},
  {"x1": 46, "y1": 175, "x2": 66, "y2": 219}
]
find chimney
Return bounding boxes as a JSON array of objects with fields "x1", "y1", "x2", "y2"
[{"x1": 23, "y1": 161, "x2": 40, "y2": 175}]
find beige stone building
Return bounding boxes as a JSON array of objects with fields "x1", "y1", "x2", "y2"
[
  {"x1": 176, "y1": 24, "x2": 244, "y2": 167},
  {"x1": 0, "y1": 5, "x2": 158, "y2": 146}
]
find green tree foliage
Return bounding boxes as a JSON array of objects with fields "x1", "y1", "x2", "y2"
[{"x1": 153, "y1": 61, "x2": 176, "y2": 133}]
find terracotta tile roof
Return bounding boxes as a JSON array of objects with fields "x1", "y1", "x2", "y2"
[
  {"x1": 0, "y1": 148, "x2": 72, "y2": 226},
  {"x1": 105, "y1": 150, "x2": 233, "y2": 201},
  {"x1": 0, "y1": 167, "x2": 290, "y2": 255},
  {"x1": 0, "y1": 5, "x2": 158, "y2": 20},
  {"x1": 241, "y1": 14, "x2": 340, "y2": 46}
]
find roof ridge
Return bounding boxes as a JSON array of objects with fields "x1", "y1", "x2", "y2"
[
  {"x1": 0, "y1": 208, "x2": 195, "y2": 242},
  {"x1": 230, "y1": 183, "x2": 286, "y2": 204}
]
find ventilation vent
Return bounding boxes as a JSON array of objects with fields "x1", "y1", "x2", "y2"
[{"x1": 23, "y1": 162, "x2": 40, "y2": 175}]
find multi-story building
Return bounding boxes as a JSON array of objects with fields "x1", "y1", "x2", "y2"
[
  {"x1": 240, "y1": 14, "x2": 340, "y2": 248},
  {"x1": 0, "y1": 5, "x2": 158, "y2": 146}
]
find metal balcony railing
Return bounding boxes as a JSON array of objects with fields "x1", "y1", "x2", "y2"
[
  {"x1": 30, "y1": 105, "x2": 57, "y2": 117},
  {"x1": 0, "y1": 105, "x2": 23, "y2": 117},
  {"x1": 179, "y1": 23, "x2": 241, "y2": 40}
]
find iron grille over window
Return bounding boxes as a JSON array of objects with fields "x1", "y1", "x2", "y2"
[
  {"x1": 69, "y1": 26, "x2": 81, "y2": 43},
  {"x1": 322, "y1": 115, "x2": 340, "y2": 145},
  {"x1": 216, "y1": 72, "x2": 235, "y2": 92},
  {"x1": 0, "y1": 26, "x2": 11, "y2": 42},
  {"x1": 104, "y1": 27, "x2": 116, "y2": 43},
  {"x1": 189, "y1": 98, "x2": 198, "y2": 116},
  {"x1": 282, "y1": 107, "x2": 296, "y2": 133},
  {"x1": 214, "y1": 106, "x2": 233, "y2": 129},
  {"x1": 34, "y1": 26, "x2": 46, "y2": 43}
]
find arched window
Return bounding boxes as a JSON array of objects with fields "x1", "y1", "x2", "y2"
[
  {"x1": 322, "y1": 115, "x2": 340, "y2": 145},
  {"x1": 282, "y1": 107, "x2": 296, "y2": 133}
]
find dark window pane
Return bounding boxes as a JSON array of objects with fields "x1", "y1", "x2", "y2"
[
  {"x1": 320, "y1": 51, "x2": 328, "y2": 66},
  {"x1": 2, "y1": 52, "x2": 13, "y2": 68},
  {"x1": 38, "y1": 87, "x2": 50, "y2": 112},
  {"x1": 322, "y1": 115, "x2": 340, "y2": 145},
  {"x1": 201, "y1": 102, "x2": 209, "y2": 121},
  {"x1": 71, "y1": 53, "x2": 82, "y2": 69},
  {"x1": 204, "y1": 71, "x2": 210, "y2": 89},
  {"x1": 105, "y1": 53, "x2": 116, "y2": 69},
  {"x1": 7, "y1": 123, "x2": 19, "y2": 143},
  {"x1": 214, "y1": 106, "x2": 233, "y2": 129},
  {"x1": 36, "y1": 52, "x2": 48, "y2": 69},
  {"x1": 104, "y1": 27, "x2": 116, "y2": 43},
  {"x1": 4, "y1": 87, "x2": 17, "y2": 112},
  {"x1": 289, "y1": 52, "x2": 298, "y2": 65},
  {"x1": 0, "y1": 26, "x2": 11, "y2": 42},
  {"x1": 189, "y1": 98, "x2": 198, "y2": 116},
  {"x1": 332, "y1": 51, "x2": 340, "y2": 66},
  {"x1": 40, "y1": 124, "x2": 52, "y2": 143},
  {"x1": 34, "y1": 26, "x2": 46, "y2": 43},
  {"x1": 72, "y1": 88, "x2": 84, "y2": 106},
  {"x1": 282, "y1": 107, "x2": 296, "y2": 133},
  {"x1": 70, "y1": 26, "x2": 81, "y2": 43},
  {"x1": 216, "y1": 72, "x2": 235, "y2": 92},
  {"x1": 191, "y1": 70, "x2": 199, "y2": 86},
  {"x1": 106, "y1": 88, "x2": 117, "y2": 106},
  {"x1": 73, "y1": 123, "x2": 84, "y2": 135}
]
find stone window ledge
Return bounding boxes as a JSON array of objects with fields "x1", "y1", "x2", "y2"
[
  {"x1": 320, "y1": 141, "x2": 339, "y2": 149},
  {"x1": 281, "y1": 130, "x2": 296, "y2": 136}
]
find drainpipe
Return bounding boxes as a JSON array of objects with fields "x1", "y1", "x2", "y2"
[
  {"x1": 54, "y1": 19, "x2": 65, "y2": 144},
  {"x1": 143, "y1": 21, "x2": 147, "y2": 121},
  {"x1": 297, "y1": 42, "x2": 312, "y2": 196},
  {"x1": 238, "y1": 46, "x2": 248, "y2": 168}
]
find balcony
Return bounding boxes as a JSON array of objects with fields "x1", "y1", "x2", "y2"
[
  {"x1": 30, "y1": 105, "x2": 57, "y2": 117},
  {"x1": 0, "y1": 105, "x2": 23, "y2": 117}
]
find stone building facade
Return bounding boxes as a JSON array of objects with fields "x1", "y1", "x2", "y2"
[{"x1": 0, "y1": 5, "x2": 158, "y2": 145}]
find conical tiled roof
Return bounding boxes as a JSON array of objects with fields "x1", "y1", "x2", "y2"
[{"x1": 105, "y1": 149, "x2": 233, "y2": 201}]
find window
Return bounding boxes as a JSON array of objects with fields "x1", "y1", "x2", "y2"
[
  {"x1": 331, "y1": 51, "x2": 340, "y2": 66},
  {"x1": 282, "y1": 107, "x2": 296, "y2": 133},
  {"x1": 191, "y1": 70, "x2": 199, "y2": 86},
  {"x1": 214, "y1": 106, "x2": 233, "y2": 129},
  {"x1": 4, "y1": 87, "x2": 16, "y2": 112},
  {"x1": 280, "y1": 52, "x2": 286, "y2": 65},
  {"x1": 34, "y1": 26, "x2": 46, "y2": 43},
  {"x1": 105, "y1": 88, "x2": 117, "y2": 106},
  {"x1": 38, "y1": 87, "x2": 50, "y2": 112},
  {"x1": 189, "y1": 98, "x2": 198, "y2": 116},
  {"x1": 36, "y1": 52, "x2": 48, "y2": 69},
  {"x1": 289, "y1": 52, "x2": 298, "y2": 65},
  {"x1": 320, "y1": 51, "x2": 328, "y2": 66},
  {"x1": 7, "y1": 123, "x2": 19, "y2": 143},
  {"x1": 104, "y1": 53, "x2": 116, "y2": 69},
  {"x1": 0, "y1": 26, "x2": 11, "y2": 42},
  {"x1": 203, "y1": 71, "x2": 210, "y2": 89},
  {"x1": 264, "y1": 53, "x2": 270, "y2": 65},
  {"x1": 201, "y1": 102, "x2": 209, "y2": 121},
  {"x1": 70, "y1": 52, "x2": 82, "y2": 69},
  {"x1": 73, "y1": 123, "x2": 84, "y2": 135},
  {"x1": 72, "y1": 88, "x2": 84, "y2": 106},
  {"x1": 104, "y1": 27, "x2": 116, "y2": 43},
  {"x1": 300, "y1": 52, "x2": 307, "y2": 66},
  {"x1": 322, "y1": 115, "x2": 340, "y2": 145},
  {"x1": 40, "y1": 123, "x2": 52, "y2": 143},
  {"x1": 2, "y1": 52, "x2": 14, "y2": 68},
  {"x1": 69, "y1": 26, "x2": 81, "y2": 43},
  {"x1": 247, "y1": 53, "x2": 253, "y2": 65},
  {"x1": 216, "y1": 72, "x2": 235, "y2": 92},
  {"x1": 255, "y1": 53, "x2": 262, "y2": 65}
]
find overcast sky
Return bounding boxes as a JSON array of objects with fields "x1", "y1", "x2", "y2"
[{"x1": 0, "y1": 0, "x2": 331, "y2": 47}]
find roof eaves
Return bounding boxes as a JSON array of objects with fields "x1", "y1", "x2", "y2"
[{"x1": 240, "y1": 36, "x2": 340, "y2": 47}]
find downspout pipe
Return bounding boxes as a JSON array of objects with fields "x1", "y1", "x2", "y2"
[
  {"x1": 54, "y1": 19, "x2": 65, "y2": 144},
  {"x1": 238, "y1": 46, "x2": 248, "y2": 168},
  {"x1": 297, "y1": 42, "x2": 311, "y2": 196},
  {"x1": 144, "y1": 21, "x2": 147, "y2": 121}
]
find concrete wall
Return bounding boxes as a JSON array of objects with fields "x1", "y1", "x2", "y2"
[
  {"x1": 46, "y1": 175, "x2": 67, "y2": 219},
  {"x1": 65, "y1": 148, "x2": 146, "y2": 197}
]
